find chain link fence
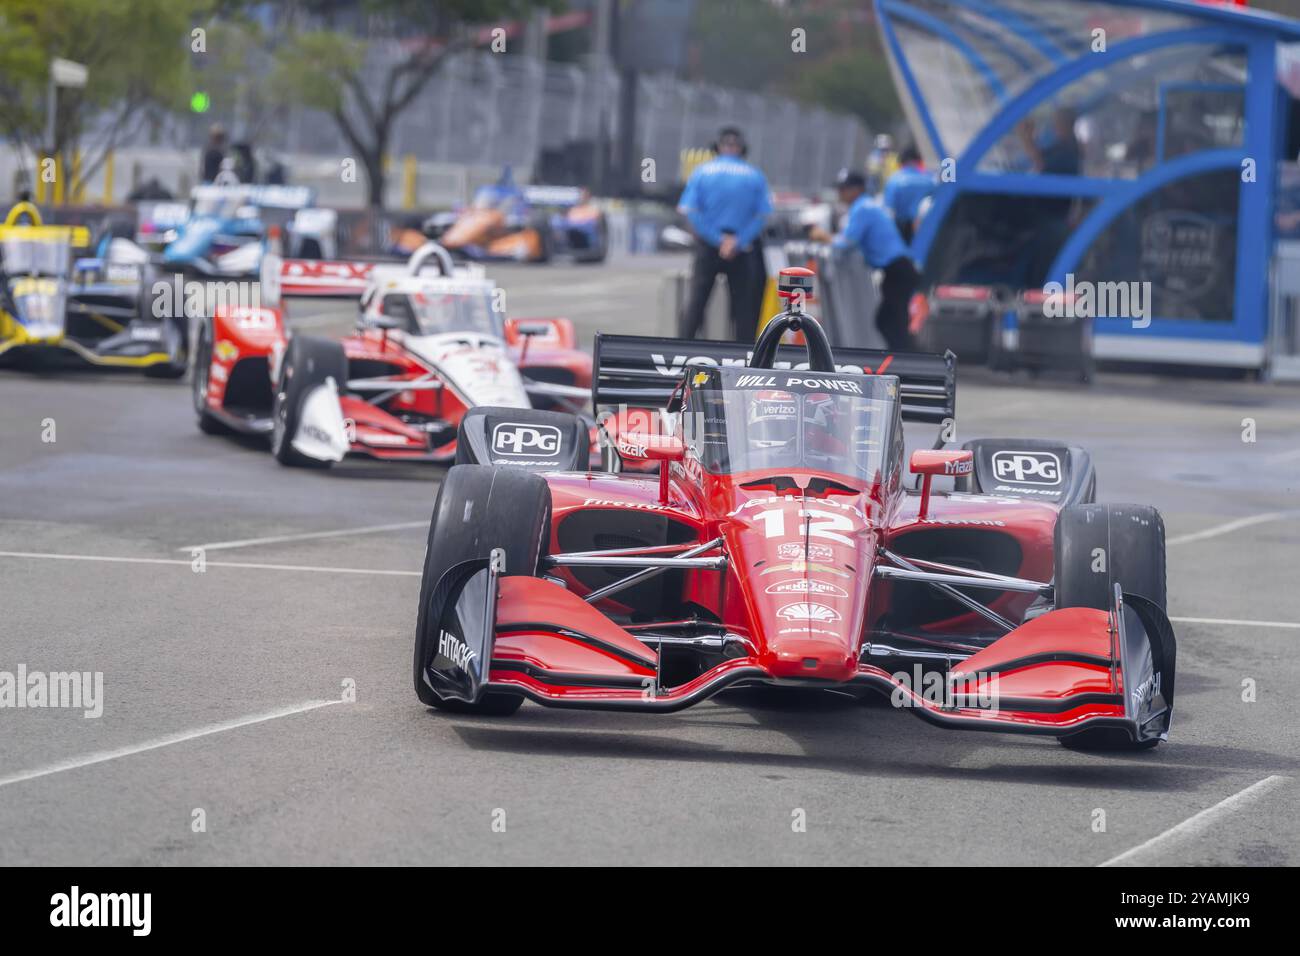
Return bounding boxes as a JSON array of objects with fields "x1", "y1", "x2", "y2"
[{"x1": 4, "y1": 50, "x2": 866, "y2": 209}]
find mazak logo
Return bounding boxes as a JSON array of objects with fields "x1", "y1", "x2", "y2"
[
  {"x1": 945, "y1": 457, "x2": 973, "y2": 476},
  {"x1": 438, "y1": 631, "x2": 477, "y2": 670},
  {"x1": 777, "y1": 602, "x2": 840, "y2": 623},
  {"x1": 50, "y1": 886, "x2": 151, "y2": 936},
  {"x1": 766, "y1": 579, "x2": 847, "y2": 598},
  {"x1": 992, "y1": 450, "x2": 1061, "y2": 486},
  {"x1": 492, "y1": 423, "x2": 561, "y2": 457}
]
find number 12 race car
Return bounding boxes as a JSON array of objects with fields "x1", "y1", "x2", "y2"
[
  {"x1": 192, "y1": 241, "x2": 593, "y2": 467},
  {"x1": 414, "y1": 269, "x2": 1177, "y2": 751}
]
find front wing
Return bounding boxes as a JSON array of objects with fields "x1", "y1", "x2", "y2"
[{"x1": 421, "y1": 570, "x2": 1176, "y2": 744}]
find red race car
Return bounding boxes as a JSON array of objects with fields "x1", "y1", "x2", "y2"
[
  {"x1": 414, "y1": 270, "x2": 1176, "y2": 751},
  {"x1": 191, "y1": 242, "x2": 593, "y2": 467}
]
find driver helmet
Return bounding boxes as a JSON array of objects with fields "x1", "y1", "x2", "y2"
[{"x1": 747, "y1": 390, "x2": 799, "y2": 449}]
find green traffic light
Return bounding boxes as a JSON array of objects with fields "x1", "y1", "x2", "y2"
[{"x1": 190, "y1": 91, "x2": 210, "y2": 113}]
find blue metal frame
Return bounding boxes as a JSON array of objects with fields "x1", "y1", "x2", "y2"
[
  {"x1": 877, "y1": 0, "x2": 1006, "y2": 99},
  {"x1": 913, "y1": 26, "x2": 1240, "y2": 264},
  {"x1": 872, "y1": 0, "x2": 1292, "y2": 359},
  {"x1": 876, "y1": 4, "x2": 948, "y2": 158},
  {"x1": 1043, "y1": 148, "x2": 1246, "y2": 340},
  {"x1": 942, "y1": 0, "x2": 1071, "y2": 63}
]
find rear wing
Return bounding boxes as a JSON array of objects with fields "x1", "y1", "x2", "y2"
[
  {"x1": 592, "y1": 333, "x2": 956, "y2": 425},
  {"x1": 259, "y1": 243, "x2": 475, "y2": 305},
  {"x1": 191, "y1": 184, "x2": 315, "y2": 209},
  {"x1": 263, "y1": 255, "x2": 375, "y2": 303},
  {"x1": 522, "y1": 185, "x2": 586, "y2": 207}
]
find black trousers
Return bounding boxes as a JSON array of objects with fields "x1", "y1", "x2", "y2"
[
  {"x1": 877, "y1": 256, "x2": 920, "y2": 351},
  {"x1": 681, "y1": 240, "x2": 760, "y2": 342}
]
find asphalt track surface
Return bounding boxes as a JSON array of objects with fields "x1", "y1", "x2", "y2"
[{"x1": 2, "y1": 254, "x2": 1298, "y2": 866}]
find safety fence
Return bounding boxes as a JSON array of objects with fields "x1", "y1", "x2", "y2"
[{"x1": 4, "y1": 49, "x2": 867, "y2": 210}]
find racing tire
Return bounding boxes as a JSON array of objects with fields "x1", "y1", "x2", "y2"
[
  {"x1": 270, "y1": 335, "x2": 347, "y2": 468},
  {"x1": 1054, "y1": 503, "x2": 1166, "y2": 751},
  {"x1": 573, "y1": 215, "x2": 608, "y2": 264},
  {"x1": 191, "y1": 320, "x2": 230, "y2": 434},
  {"x1": 142, "y1": 276, "x2": 190, "y2": 379},
  {"x1": 414, "y1": 465, "x2": 551, "y2": 715},
  {"x1": 530, "y1": 216, "x2": 553, "y2": 264}
]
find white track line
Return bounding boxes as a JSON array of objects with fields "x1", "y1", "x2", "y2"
[
  {"x1": 1167, "y1": 510, "x2": 1300, "y2": 546},
  {"x1": 0, "y1": 550, "x2": 419, "y2": 577},
  {"x1": 177, "y1": 520, "x2": 426, "y2": 553},
  {"x1": 0, "y1": 699, "x2": 344, "y2": 789},
  {"x1": 1099, "y1": 775, "x2": 1288, "y2": 867},
  {"x1": 1171, "y1": 615, "x2": 1300, "y2": 631}
]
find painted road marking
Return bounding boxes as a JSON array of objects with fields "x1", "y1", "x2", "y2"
[
  {"x1": 1099, "y1": 775, "x2": 1288, "y2": 867},
  {"x1": 0, "y1": 699, "x2": 344, "y2": 789},
  {"x1": 177, "y1": 520, "x2": 426, "y2": 553},
  {"x1": 1171, "y1": 616, "x2": 1300, "y2": 631},
  {"x1": 0, "y1": 550, "x2": 419, "y2": 577},
  {"x1": 1168, "y1": 511, "x2": 1300, "y2": 546}
]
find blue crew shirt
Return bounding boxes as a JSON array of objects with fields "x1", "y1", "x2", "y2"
[
  {"x1": 677, "y1": 156, "x2": 772, "y2": 250},
  {"x1": 883, "y1": 163, "x2": 937, "y2": 224},
  {"x1": 832, "y1": 194, "x2": 910, "y2": 268}
]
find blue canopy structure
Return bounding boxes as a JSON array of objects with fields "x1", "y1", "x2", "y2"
[{"x1": 876, "y1": 0, "x2": 1300, "y2": 370}]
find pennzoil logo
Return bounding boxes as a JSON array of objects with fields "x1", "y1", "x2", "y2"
[
  {"x1": 765, "y1": 578, "x2": 847, "y2": 598},
  {"x1": 776, "y1": 602, "x2": 840, "y2": 623}
]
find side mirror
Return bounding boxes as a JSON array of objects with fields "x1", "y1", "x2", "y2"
[
  {"x1": 620, "y1": 432, "x2": 685, "y2": 505},
  {"x1": 909, "y1": 449, "x2": 973, "y2": 519},
  {"x1": 619, "y1": 431, "x2": 684, "y2": 463},
  {"x1": 368, "y1": 314, "x2": 404, "y2": 332}
]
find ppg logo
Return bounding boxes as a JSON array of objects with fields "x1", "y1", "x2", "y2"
[
  {"x1": 492, "y1": 423, "x2": 561, "y2": 457},
  {"x1": 992, "y1": 450, "x2": 1062, "y2": 485}
]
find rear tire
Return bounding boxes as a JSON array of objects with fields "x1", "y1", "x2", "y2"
[
  {"x1": 414, "y1": 465, "x2": 552, "y2": 715},
  {"x1": 271, "y1": 335, "x2": 346, "y2": 468},
  {"x1": 1054, "y1": 503, "x2": 1166, "y2": 751}
]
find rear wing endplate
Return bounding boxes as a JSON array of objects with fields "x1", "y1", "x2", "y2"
[{"x1": 592, "y1": 333, "x2": 956, "y2": 425}]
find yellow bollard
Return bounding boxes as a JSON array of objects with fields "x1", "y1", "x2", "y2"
[
  {"x1": 52, "y1": 155, "x2": 64, "y2": 206},
  {"x1": 102, "y1": 152, "x2": 114, "y2": 206},
  {"x1": 70, "y1": 149, "x2": 84, "y2": 205},
  {"x1": 402, "y1": 154, "x2": 417, "y2": 211}
]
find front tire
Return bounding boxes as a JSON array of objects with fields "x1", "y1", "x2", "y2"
[
  {"x1": 191, "y1": 320, "x2": 229, "y2": 434},
  {"x1": 1054, "y1": 503, "x2": 1167, "y2": 751},
  {"x1": 414, "y1": 465, "x2": 552, "y2": 715},
  {"x1": 270, "y1": 335, "x2": 346, "y2": 468}
]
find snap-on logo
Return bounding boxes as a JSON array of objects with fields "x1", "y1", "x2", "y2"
[
  {"x1": 992, "y1": 450, "x2": 1061, "y2": 486},
  {"x1": 492, "y1": 423, "x2": 561, "y2": 457}
]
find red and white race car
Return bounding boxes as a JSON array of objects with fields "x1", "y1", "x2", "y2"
[{"x1": 191, "y1": 242, "x2": 593, "y2": 467}]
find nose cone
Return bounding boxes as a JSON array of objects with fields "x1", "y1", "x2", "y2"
[
  {"x1": 725, "y1": 489, "x2": 874, "y2": 683},
  {"x1": 441, "y1": 210, "x2": 503, "y2": 248},
  {"x1": 164, "y1": 218, "x2": 218, "y2": 262}
]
